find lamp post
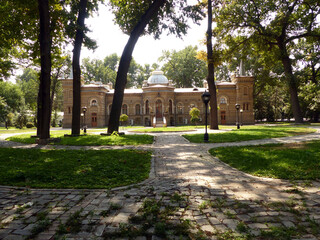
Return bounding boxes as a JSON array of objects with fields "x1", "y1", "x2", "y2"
[
  {"x1": 240, "y1": 109, "x2": 243, "y2": 126},
  {"x1": 202, "y1": 91, "x2": 211, "y2": 142},
  {"x1": 235, "y1": 103, "x2": 240, "y2": 129},
  {"x1": 82, "y1": 106, "x2": 87, "y2": 133}
]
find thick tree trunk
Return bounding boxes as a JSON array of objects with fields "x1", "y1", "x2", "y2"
[
  {"x1": 71, "y1": 0, "x2": 87, "y2": 135},
  {"x1": 107, "y1": 0, "x2": 166, "y2": 134},
  {"x1": 278, "y1": 43, "x2": 304, "y2": 123},
  {"x1": 37, "y1": 0, "x2": 52, "y2": 140},
  {"x1": 206, "y1": 0, "x2": 219, "y2": 129}
]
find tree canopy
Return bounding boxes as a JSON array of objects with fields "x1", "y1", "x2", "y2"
[{"x1": 159, "y1": 46, "x2": 207, "y2": 88}]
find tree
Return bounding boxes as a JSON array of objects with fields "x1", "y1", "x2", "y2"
[
  {"x1": 0, "y1": 81, "x2": 25, "y2": 113},
  {"x1": 189, "y1": 107, "x2": 200, "y2": 126},
  {"x1": 0, "y1": 0, "x2": 38, "y2": 80},
  {"x1": 119, "y1": 114, "x2": 128, "y2": 126},
  {"x1": 206, "y1": 0, "x2": 219, "y2": 129},
  {"x1": 16, "y1": 68, "x2": 39, "y2": 111},
  {"x1": 36, "y1": 0, "x2": 52, "y2": 141},
  {"x1": 0, "y1": 97, "x2": 8, "y2": 124},
  {"x1": 107, "y1": 0, "x2": 204, "y2": 133},
  {"x1": 213, "y1": 0, "x2": 320, "y2": 123},
  {"x1": 159, "y1": 46, "x2": 207, "y2": 87}
]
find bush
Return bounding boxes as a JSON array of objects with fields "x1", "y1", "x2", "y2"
[{"x1": 26, "y1": 122, "x2": 34, "y2": 128}]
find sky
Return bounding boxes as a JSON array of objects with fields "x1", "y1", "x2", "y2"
[{"x1": 81, "y1": 4, "x2": 208, "y2": 66}]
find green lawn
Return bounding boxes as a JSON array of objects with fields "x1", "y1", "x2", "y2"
[
  {"x1": 183, "y1": 125, "x2": 316, "y2": 143},
  {"x1": 0, "y1": 148, "x2": 151, "y2": 188},
  {"x1": 7, "y1": 132, "x2": 154, "y2": 146},
  {"x1": 209, "y1": 140, "x2": 320, "y2": 180},
  {"x1": 0, "y1": 128, "x2": 37, "y2": 134},
  {"x1": 131, "y1": 125, "x2": 205, "y2": 132}
]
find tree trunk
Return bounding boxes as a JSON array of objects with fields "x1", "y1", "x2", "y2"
[
  {"x1": 71, "y1": 0, "x2": 87, "y2": 135},
  {"x1": 206, "y1": 0, "x2": 219, "y2": 129},
  {"x1": 278, "y1": 42, "x2": 304, "y2": 123},
  {"x1": 37, "y1": 0, "x2": 52, "y2": 141},
  {"x1": 107, "y1": 0, "x2": 166, "y2": 134}
]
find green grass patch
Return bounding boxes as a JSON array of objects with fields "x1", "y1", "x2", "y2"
[
  {"x1": 0, "y1": 148, "x2": 151, "y2": 188},
  {"x1": 184, "y1": 125, "x2": 315, "y2": 143},
  {"x1": 131, "y1": 125, "x2": 204, "y2": 132},
  {"x1": 209, "y1": 140, "x2": 320, "y2": 180},
  {"x1": 6, "y1": 132, "x2": 153, "y2": 146}
]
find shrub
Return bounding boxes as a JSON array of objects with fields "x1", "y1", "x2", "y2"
[{"x1": 26, "y1": 122, "x2": 34, "y2": 128}]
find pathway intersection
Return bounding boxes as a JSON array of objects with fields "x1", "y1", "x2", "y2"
[{"x1": 0, "y1": 127, "x2": 320, "y2": 239}]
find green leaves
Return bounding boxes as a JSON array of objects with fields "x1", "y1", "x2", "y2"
[{"x1": 109, "y1": 0, "x2": 204, "y2": 39}]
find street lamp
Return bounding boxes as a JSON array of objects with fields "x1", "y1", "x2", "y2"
[
  {"x1": 202, "y1": 91, "x2": 211, "y2": 142},
  {"x1": 82, "y1": 106, "x2": 87, "y2": 133},
  {"x1": 235, "y1": 103, "x2": 240, "y2": 129},
  {"x1": 240, "y1": 109, "x2": 243, "y2": 126}
]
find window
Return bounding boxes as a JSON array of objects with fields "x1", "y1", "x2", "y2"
[
  {"x1": 169, "y1": 100, "x2": 173, "y2": 114},
  {"x1": 68, "y1": 90, "x2": 73, "y2": 98},
  {"x1": 145, "y1": 100, "x2": 149, "y2": 114},
  {"x1": 91, "y1": 99, "x2": 97, "y2": 106},
  {"x1": 220, "y1": 97, "x2": 226, "y2": 104},
  {"x1": 68, "y1": 107, "x2": 71, "y2": 114},
  {"x1": 122, "y1": 104, "x2": 128, "y2": 115},
  {"x1": 243, "y1": 103, "x2": 249, "y2": 110},
  {"x1": 135, "y1": 104, "x2": 141, "y2": 115}
]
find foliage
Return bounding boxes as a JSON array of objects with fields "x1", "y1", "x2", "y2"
[
  {"x1": 0, "y1": 148, "x2": 151, "y2": 188},
  {"x1": 7, "y1": 132, "x2": 154, "y2": 146},
  {"x1": 120, "y1": 114, "x2": 128, "y2": 123},
  {"x1": 189, "y1": 107, "x2": 200, "y2": 125},
  {"x1": 16, "y1": 68, "x2": 39, "y2": 111},
  {"x1": 159, "y1": 46, "x2": 207, "y2": 88},
  {"x1": 183, "y1": 125, "x2": 315, "y2": 143},
  {"x1": 81, "y1": 54, "x2": 155, "y2": 87},
  {"x1": 209, "y1": 140, "x2": 320, "y2": 180},
  {"x1": 14, "y1": 110, "x2": 28, "y2": 129},
  {"x1": 109, "y1": 0, "x2": 204, "y2": 39},
  {"x1": 213, "y1": 0, "x2": 320, "y2": 123},
  {"x1": 0, "y1": 96, "x2": 8, "y2": 123},
  {"x1": 0, "y1": 81, "x2": 25, "y2": 113}
]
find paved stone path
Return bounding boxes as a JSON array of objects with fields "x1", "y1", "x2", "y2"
[{"x1": 0, "y1": 127, "x2": 320, "y2": 239}]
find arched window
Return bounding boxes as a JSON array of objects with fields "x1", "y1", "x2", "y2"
[
  {"x1": 220, "y1": 97, "x2": 226, "y2": 104},
  {"x1": 177, "y1": 103, "x2": 183, "y2": 114},
  {"x1": 122, "y1": 104, "x2": 128, "y2": 115},
  {"x1": 169, "y1": 100, "x2": 173, "y2": 114},
  {"x1": 145, "y1": 100, "x2": 149, "y2": 114},
  {"x1": 91, "y1": 99, "x2": 98, "y2": 106},
  {"x1": 135, "y1": 104, "x2": 141, "y2": 115}
]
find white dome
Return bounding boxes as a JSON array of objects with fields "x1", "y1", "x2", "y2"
[{"x1": 147, "y1": 71, "x2": 168, "y2": 85}]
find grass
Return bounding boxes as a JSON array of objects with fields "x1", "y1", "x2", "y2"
[
  {"x1": 0, "y1": 148, "x2": 151, "y2": 188},
  {"x1": 209, "y1": 140, "x2": 320, "y2": 180},
  {"x1": 6, "y1": 132, "x2": 154, "y2": 146},
  {"x1": 131, "y1": 125, "x2": 204, "y2": 132},
  {"x1": 183, "y1": 125, "x2": 315, "y2": 143}
]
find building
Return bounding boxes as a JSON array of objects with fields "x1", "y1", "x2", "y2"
[{"x1": 61, "y1": 70, "x2": 254, "y2": 128}]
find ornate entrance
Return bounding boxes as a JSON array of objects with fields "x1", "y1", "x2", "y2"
[
  {"x1": 220, "y1": 111, "x2": 226, "y2": 125},
  {"x1": 91, "y1": 113, "x2": 97, "y2": 127},
  {"x1": 156, "y1": 99, "x2": 162, "y2": 120}
]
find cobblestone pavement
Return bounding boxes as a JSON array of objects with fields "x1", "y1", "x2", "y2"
[{"x1": 0, "y1": 128, "x2": 320, "y2": 239}]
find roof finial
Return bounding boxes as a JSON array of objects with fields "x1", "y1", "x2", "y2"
[{"x1": 239, "y1": 59, "x2": 245, "y2": 76}]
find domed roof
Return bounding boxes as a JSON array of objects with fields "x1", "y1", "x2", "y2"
[{"x1": 147, "y1": 71, "x2": 168, "y2": 85}]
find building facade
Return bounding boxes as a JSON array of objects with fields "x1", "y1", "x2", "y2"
[{"x1": 62, "y1": 71, "x2": 254, "y2": 128}]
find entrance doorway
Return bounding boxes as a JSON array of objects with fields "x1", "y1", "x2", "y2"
[
  {"x1": 91, "y1": 113, "x2": 97, "y2": 127},
  {"x1": 221, "y1": 111, "x2": 226, "y2": 125},
  {"x1": 156, "y1": 100, "x2": 162, "y2": 120}
]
